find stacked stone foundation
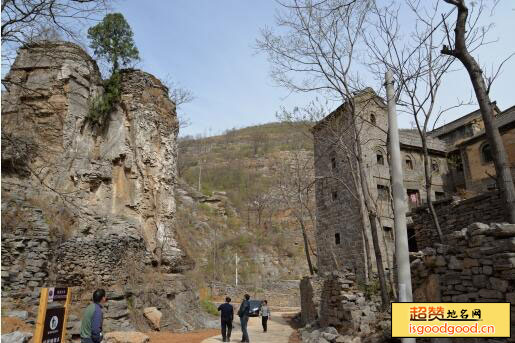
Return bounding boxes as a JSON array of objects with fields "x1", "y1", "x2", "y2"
[
  {"x1": 411, "y1": 222, "x2": 515, "y2": 342},
  {"x1": 300, "y1": 269, "x2": 388, "y2": 340}
]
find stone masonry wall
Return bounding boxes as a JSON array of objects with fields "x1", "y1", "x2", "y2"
[
  {"x1": 0, "y1": 200, "x2": 149, "y2": 301},
  {"x1": 411, "y1": 222, "x2": 515, "y2": 342},
  {"x1": 313, "y1": 104, "x2": 367, "y2": 280},
  {"x1": 53, "y1": 225, "x2": 148, "y2": 287},
  {"x1": 300, "y1": 270, "x2": 384, "y2": 338},
  {"x1": 300, "y1": 275, "x2": 323, "y2": 326},
  {"x1": 1, "y1": 201, "x2": 51, "y2": 300},
  {"x1": 409, "y1": 191, "x2": 507, "y2": 250}
]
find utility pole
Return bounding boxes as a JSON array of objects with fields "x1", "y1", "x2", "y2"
[
  {"x1": 198, "y1": 162, "x2": 202, "y2": 191},
  {"x1": 386, "y1": 70, "x2": 415, "y2": 343},
  {"x1": 235, "y1": 253, "x2": 239, "y2": 287}
]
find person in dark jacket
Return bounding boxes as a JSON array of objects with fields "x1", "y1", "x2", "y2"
[
  {"x1": 80, "y1": 289, "x2": 107, "y2": 343},
  {"x1": 217, "y1": 297, "x2": 234, "y2": 342},
  {"x1": 237, "y1": 294, "x2": 250, "y2": 343}
]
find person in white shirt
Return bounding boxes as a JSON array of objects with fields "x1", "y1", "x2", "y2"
[{"x1": 259, "y1": 300, "x2": 270, "y2": 332}]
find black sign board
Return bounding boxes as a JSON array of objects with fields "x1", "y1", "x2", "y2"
[
  {"x1": 47, "y1": 288, "x2": 68, "y2": 302},
  {"x1": 42, "y1": 307, "x2": 65, "y2": 343}
]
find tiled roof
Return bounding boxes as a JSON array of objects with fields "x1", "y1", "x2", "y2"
[
  {"x1": 457, "y1": 105, "x2": 515, "y2": 146},
  {"x1": 399, "y1": 129, "x2": 448, "y2": 152},
  {"x1": 429, "y1": 103, "x2": 500, "y2": 138}
]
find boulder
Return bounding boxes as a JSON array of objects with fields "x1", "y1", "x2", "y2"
[
  {"x1": 143, "y1": 307, "x2": 162, "y2": 330},
  {"x1": 1, "y1": 331, "x2": 33, "y2": 343},
  {"x1": 104, "y1": 332, "x2": 149, "y2": 343}
]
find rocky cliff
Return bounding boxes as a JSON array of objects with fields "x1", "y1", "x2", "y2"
[{"x1": 1, "y1": 41, "x2": 205, "y2": 332}]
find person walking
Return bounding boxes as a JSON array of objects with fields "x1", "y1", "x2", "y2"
[
  {"x1": 237, "y1": 294, "x2": 251, "y2": 343},
  {"x1": 260, "y1": 300, "x2": 270, "y2": 332},
  {"x1": 217, "y1": 297, "x2": 234, "y2": 342},
  {"x1": 80, "y1": 289, "x2": 107, "y2": 343}
]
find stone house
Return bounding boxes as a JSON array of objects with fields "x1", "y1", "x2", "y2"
[
  {"x1": 312, "y1": 88, "x2": 515, "y2": 280},
  {"x1": 312, "y1": 89, "x2": 451, "y2": 279},
  {"x1": 443, "y1": 105, "x2": 515, "y2": 193}
]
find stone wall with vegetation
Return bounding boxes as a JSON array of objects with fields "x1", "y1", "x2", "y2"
[
  {"x1": 411, "y1": 222, "x2": 515, "y2": 341},
  {"x1": 409, "y1": 191, "x2": 508, "y2": 250}
]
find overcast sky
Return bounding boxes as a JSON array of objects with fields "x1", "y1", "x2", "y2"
[{"x1": 113, "y1": 1, "x2": 515, "y2": 137}]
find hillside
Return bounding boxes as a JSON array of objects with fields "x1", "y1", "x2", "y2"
[{"x1": 176, "y1": 122, "x2": 317, "y2": 299}]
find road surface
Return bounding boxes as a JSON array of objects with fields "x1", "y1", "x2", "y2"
[{"x1": 201, "y1": 313, "x2": 294, "y2": 343}]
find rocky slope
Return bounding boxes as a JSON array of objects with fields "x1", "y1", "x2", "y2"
[
  {"x1": 176, "y1": 122, "x2": 317, "y2": 301},
  {"x1": 1, "y1": 41, "x2": 208, "y2": 332},
  {"x1": 174, "y1": 178, "x2": 306, "y2": 304}
]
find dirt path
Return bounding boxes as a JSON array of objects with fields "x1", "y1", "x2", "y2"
[
  {"x1": 148, "y1": 329, "x2": 220, "y2": 343},
  {"x1": 201, "y1": 313, "x2": 295, "y2": 343}
]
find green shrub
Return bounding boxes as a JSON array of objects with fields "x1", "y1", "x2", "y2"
[
  {"x1": 87, "y1": 72, "x2": 121, "y2": 128},
  {"x1": 358, "y1": 279, "x2": 381, "y2": 299},
  {"x1": 200, "y1": 299, "x2": 218, "y2": 316}
]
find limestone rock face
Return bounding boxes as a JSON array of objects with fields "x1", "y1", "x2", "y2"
[
  {"x1": 2, "y1": 41, "x2": 189, "y2": 286},
  {"x1": 1, "y1": 41, "x2": 201, "y2": 331}
]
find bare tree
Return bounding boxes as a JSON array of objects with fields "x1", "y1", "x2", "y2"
[
  {"x1": 2, "y1": 0, "x2": 110, "y2": 67},
  {"x1": 258, "y1": 0, "x2": 390, "y2": 307},
  {"x1": 249, "y1": 130, "x2": 270, "y2": 156},
  {"x1": 161, "y1": 75, "x2": 195, "y2": 130},
  {"x1": 275, "y1": 147, "x2": 316, "y2": 275},
  {"x1": 441, "y1": 0, "x2": 515, "y2": 223},
  {"x1": 365, "y1": 0, "x2": 467, "y2": 242}
]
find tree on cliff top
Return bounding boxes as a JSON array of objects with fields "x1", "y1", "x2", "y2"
[
  {"x1": 86, "y1": 13, "x2": 139, "y2": 128},
  {"x1": 87, "y1": 12, "x2": 139, "y2": 72}
]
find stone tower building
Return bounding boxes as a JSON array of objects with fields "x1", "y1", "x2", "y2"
[{"x1": 312, "y1": 89, "x2": 450, "y2": 280}]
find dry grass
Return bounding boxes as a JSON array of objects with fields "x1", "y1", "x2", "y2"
[{"x1": 1, "y1": 316, "x2": 34, "y2": 334}]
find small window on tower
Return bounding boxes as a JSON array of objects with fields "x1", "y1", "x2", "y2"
[
  {"x1": 335, "y1": 233, "x2": 341, "y2": 245},
  {"x1": 377, "y1": 184, "x2": 389, "y2": 201},
  {"x1": 332, "y1": 190, "x2": 338, "y2": 201},
  {"x1": 383, "y1": 226, "x2": 393, "y2": 241},
  {"x1": 405, "y1": 156, "x2": 414, "y2": 170},
  {"x1": 432, "y1": 159, "x2": 439, "y2": 173},
  {"x1": 481, "y1": 143, "x2": 493, "y2": 163},
  {"x1": 377, "y1": 152, "x2": 384, "y2": 165},
  {"x1": 370, "y1": 113, "x2": 376, "y2": 125},
  {"x1": 331, "y1": 156, "x2": 337, "y2": 170}
]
